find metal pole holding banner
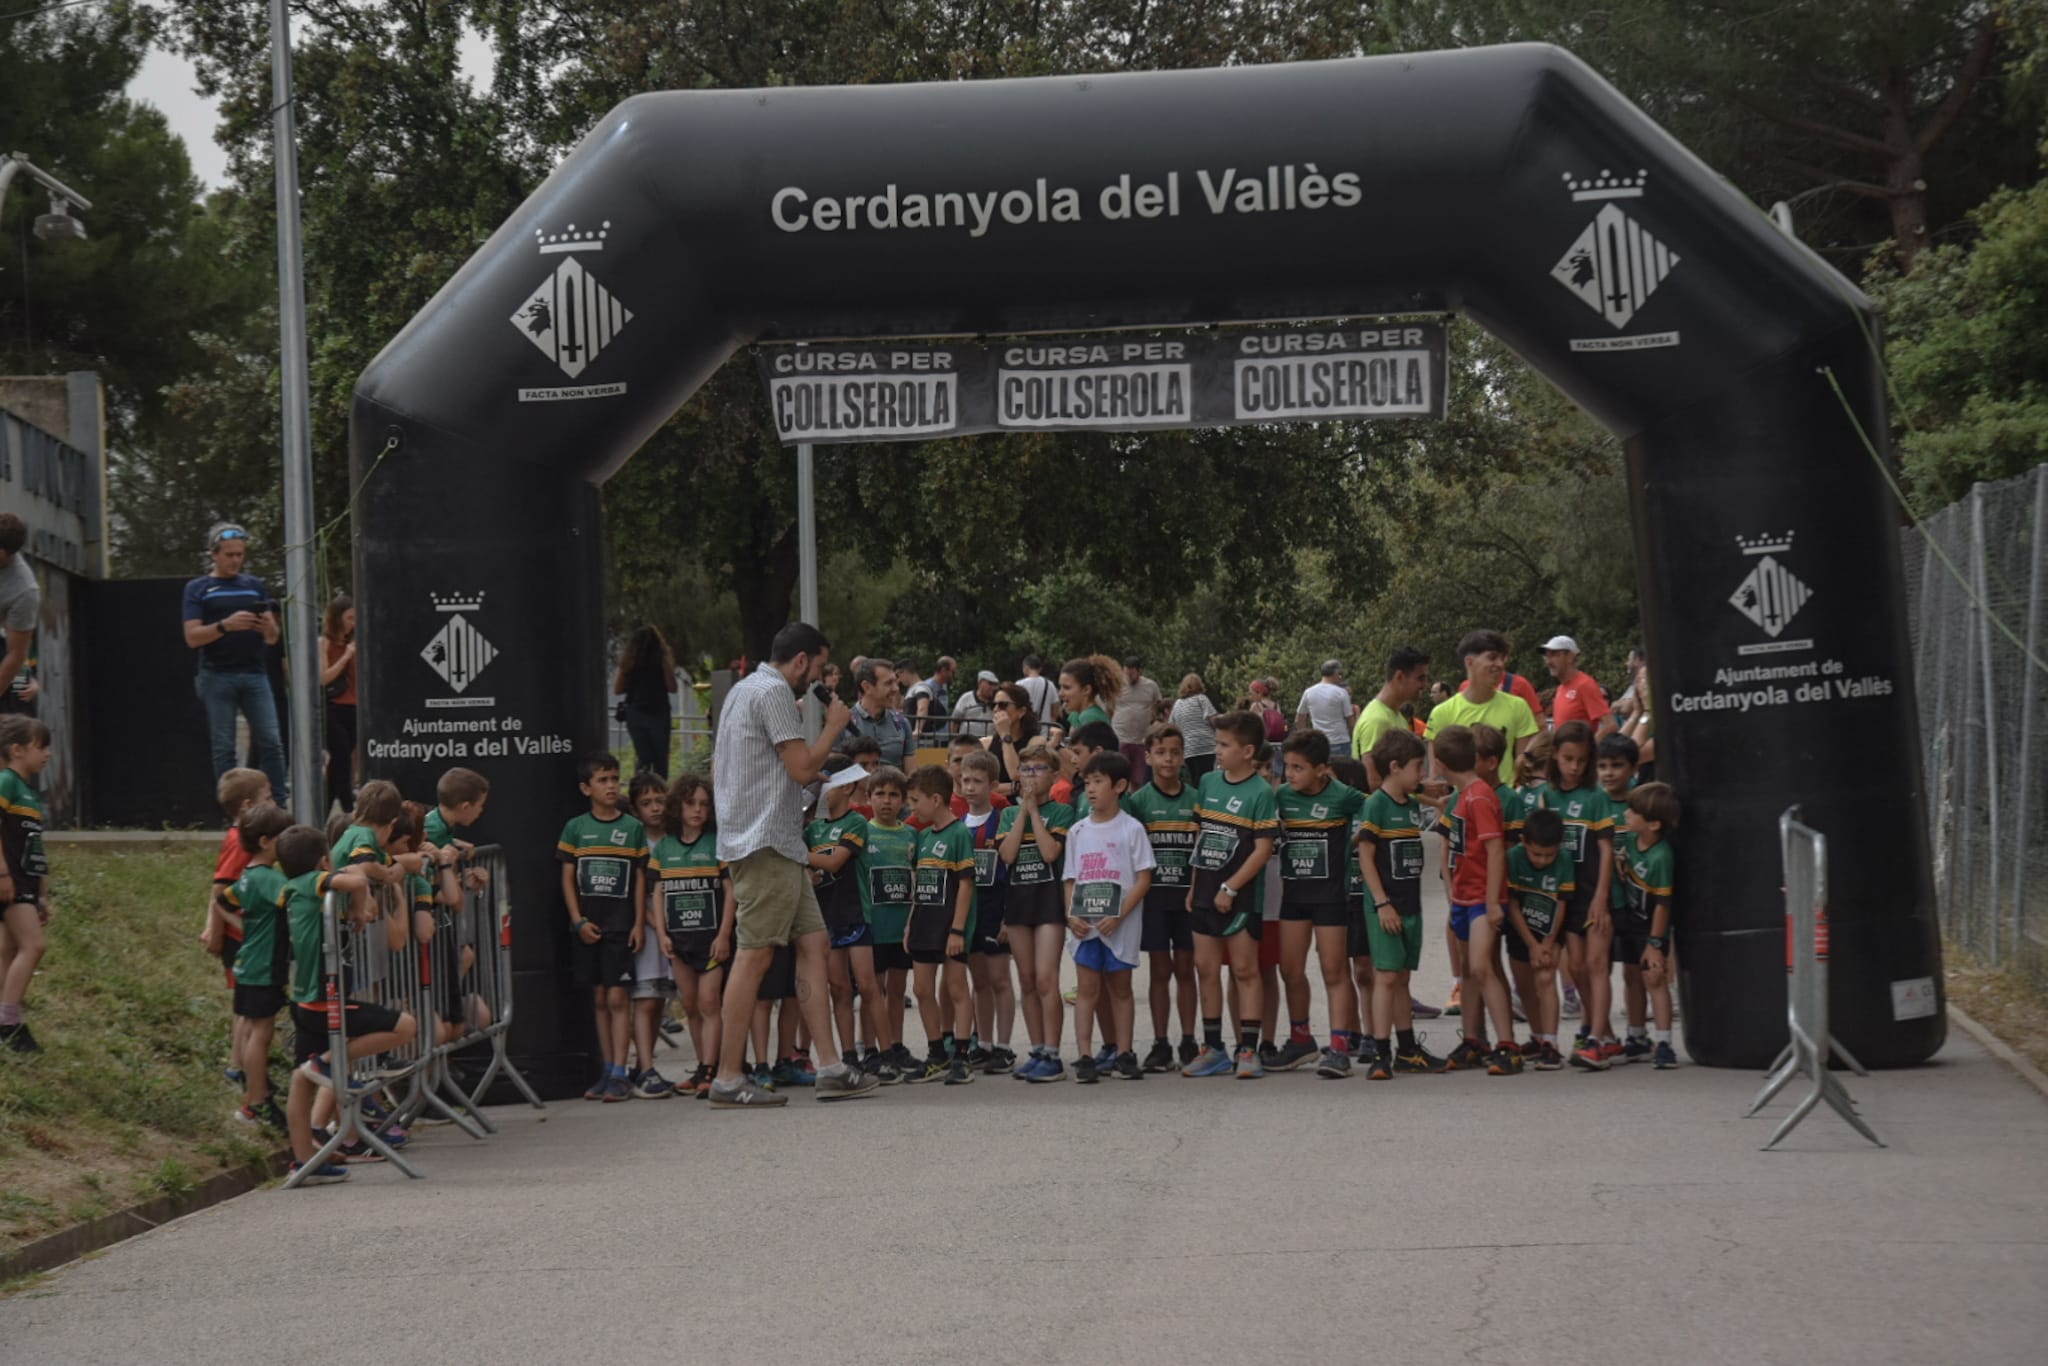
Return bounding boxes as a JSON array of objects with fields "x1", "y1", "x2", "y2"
[
  {"x1": 271, "y1": 0, "x2": 321, "y2": 823},
  {"x1": 1747, "y1": 808, "x2": 1883, "y2": 1150},
  {"x1": 797, "y1": 440, "x2": 821, "y2": 739}
]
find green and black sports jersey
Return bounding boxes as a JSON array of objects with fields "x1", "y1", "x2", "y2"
[
  {"x1": 1123, "y1": 780, "x2": 1198, "y2": 911},
  {"x1": 908, "y1": 819, "x2": 977, "y2": 953},
  {"x1": 284, "y1": 870, "x2": 335, "y2": 1006},
  {"x1": 1597, "y1": 789, "x2": 1635, "y2": 909},
  {"x1": 1065, "y1": 703, "x2": 1111, "y2": 733},
  {"x1": 1189, "y1": 769, "x2": 1279, "y2": 915},
  {"x1": 1617, "y1": 831, "x2": 1675, "y2": 927},
  {"x1": 226, "y1": 863, "x2": 289, "y2": 987},
  {"x1": 1534, "y1": 782, "x2": 1616, "y2": 880},
  {"x1": 0, "y1": 767, "x2": 47, "y2": 902},
  {"x1": 857, "y1": 820, "x2": 918, "y2": 945},
  {"x1": 1495, "y1": 783, "x2": 1526, "y2": 839},
  {"x1": 330, "y1": 822, "x2": 389, "y2": 870},
  {"x1": 652, "y1": 830, "x2": 725, "y2": 945},
  {"x1": 997, "y1": 800, "x2": 1074, "y2": 923},
  {"x1": 1358, "y1": 788, "x2": 1425, "y2": 920},
  {"x1": 423, "y1": 807, "x2": 457, "y2": 848},
  {"x1": 805, "y1": 810, "x2": 870, "y2": 933},
  {"x1": 1276, "y1": 779, "x2": 1366, "y2": 908},
  {"x1": 1507, "y1": 844, "x2": 1577, "y2": 939},
  {"x1": 556, "y1": 811, "x2": 647, "y2": 932}
]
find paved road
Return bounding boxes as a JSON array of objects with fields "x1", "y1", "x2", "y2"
[{"x1": 5, "y1": 855, "x2": 2045, "y2": 1364}]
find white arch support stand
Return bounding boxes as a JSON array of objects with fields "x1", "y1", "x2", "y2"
[{"x1": 1746, "y1": 808, "x2": 1885, "y2": 1150}]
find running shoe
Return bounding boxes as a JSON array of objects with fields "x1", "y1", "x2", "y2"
[
  {"x1": 1141, "y1": 1040, "x2": 1176, "y2": 1073},
  {"x1": 288, "y1": 1160, "x2": 349, "y2": 1186},
  {"x1": 707, "y1": 1076, "x2": 788, "y2": 1107},
  {"x1": 1570, "y1": 1040, "x2": 1611, "y2": 1071},
  {"x1": 815, "y1": 1063, "x2": 881, "y2": 1100},
  {"x1": 1350, "y1": 1035, "x2": 1380, "y2": 1065},
  {"x1": 257, "y1": 1097, "x2": 289, "y2": 1131},
  {"x1": 1533, "y1": 1043, "x2": 1565, "y2": 1072},
  {"x1": 792, "y1": 1054, "x2": 818, "y2": 1084},
  {"x1": 965, "y1": 1046, "x2": 994, "y2": 1069},
  {"x1": 1444, "y1": 983, "x2": 1463, "y2": 1016},
  {"x1": 660, "y1": 1016, "x2": 685, "y2": 1038},
  {"x1": 910, "y1": 1055, "x2": 948, "y2": 1084},
  {"x1": 1367, "y1": 1053, "x2": 1394, "y2": 1081},
  {"x1": 1408, "y1": 1000, "x2": 1444, "y2": 1020},
  {"x1": 634, "y1": 1069, "x2": 677, "y2": 1099},
  {"x1": 944, "y1": 1056, "x2": 975, "y2": 1085},
  {"x1": 1112, "y1": 1051, "x2": 1144, "y2": 1081},
  {"x1": 1182, "y1": 1046, "x2": 1234, "y2": 1078},
  {"x1": 221, "y1": 1063, "x2": 244, "y2": 1086},
  {"x1": 1314, "y1": 1047, "x2": 1353, "y2": 1079},
  {"x1": 1096, "y1": 1044, "x2": 1117, "y2": 1072},
  {"x1": 1573, "y1": 1028, "x2": 1592, "y2": 1050},
  {"x1": 1652, "y1": 1041, "x2": 1679, "y2": 1069},
  {"x1": 601, "y1": 1076, "x2": 633, "y2": 1102},
  {"x1": 233, "y1": 1103, "x2": 262, "y2": 1125},
  {"x1": 1011, "y1": 1052, "x2": 1038, "y2": 1079},
  {"x1": 1486, "y1": 1045, "x2": 1525, "y2": 1076},
  {"x1": 752, "y1": 1063, "x2": 778, "y2": 1090},
  {"x1": 1257, "y1": 1041, "x2": 1281, "y2": 1069},
  {"x1": 1235, "y1": 1048, "x2": 1266, "y2": 1080},
  {"x1": 1025, "y1": 1055, "x2": 1066, "y2": 1083},
  {"x1": 1598, "y1": 1039, "x2": 1625, "y2": 1066},
  {"x1": 874, "y1": 1058, "x2": 903, "y2": 1085},
  {"x1": 1559, "y1": 983, "x2": 1583, "y2": 1019},
  {"x1": 1178, "y1": 1038, "x2": 1200, "y2": 1066},
  {"x1": 1074, "y1": 1054, "x2": 1100, "y2": 1083},
  {"x1": 1622, "y1": 1037, "x2": 1654, "y2": 1065},
  {"x1": 1267, "y1": 1039, "x2": 1319, "y2": 1072},
  {"x1": 986, "y1": 1046, "x2": 1017, "y2": 1075},
  {"x1": 1434, "y1": 1039, "x2": 1489, "y2": 1073},
  {"x1": 338, "y1": 1140, "x2": 387, "y2": 1163},
  {"x1": 769, "y1": 1060, "x2": 815, "y2": 1088},
  {"x1": 1395, "y1": 1044, "x2": 1443, "y2": 1073},
  {"x1": 861, "y1": 1046, "x2": 883, "y2": 1074}
]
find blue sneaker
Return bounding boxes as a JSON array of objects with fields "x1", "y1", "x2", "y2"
[
  {"x1": 1182, "y1": 1046, "x2": 1234, "y2": 1078},
  {"x1": 224, "y1": 1066, "x2": 246, "y2": 1088},
  {"x1": 288, "y1": 1160, "x2": 349, "y2": 1187},
  {"x1": 1012, "y1": 1052, "x2": 1039, "y2": 1079},
  {"x1": 1024, "y1": 1055, "x2": 1065, "y2": 1083},
  {"x1": 769, "y1": 1060, "x2": 814, "y2": 1088},
  {"x1": 1652, "y1": 1041, "x2": 1679, "y2": 1069},
  {"x1": 1235, "y1": 1048, "x2": 1266, "y2": 1080},
  {"x1": 1095, "y1": 1044, "x2": 1116, "y2": 1072}
]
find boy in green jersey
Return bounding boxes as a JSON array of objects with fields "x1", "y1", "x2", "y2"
[
  {"x1": 956, "y1": 749, "x2": 1015, "y2": 1073},
  {"x1": 1617, "y1": 782, "x2": 1681, "y2": 1069},
  {"x1": 806, "y1": 757, "x2": 874, "y2": 1072},
  {"x1": 1329, "y1": 755, "x2": 1381, "y2": 1064},
  {"x1": 1357, "y1": 730, "x2": 1440, "y2": 1078},
  {"x1": 426, "y1": 766, "x2": 493, "y2": 902},
  {"x1": 557, "y1": 752, "x2": 649, "y2": 1102},
  {"x1": 1574, "y1": 732, "x2": 1648, "y2": 1069},
  {"x1": 655, "y1": 772, "x2": 731, "y2": 1097},
  {"x1": 1000, "y1": 740, "x2": 1076, "y2": 1081},
  {"x1": 1182, "y1": 711, "x2": 1279, "y2": 1080},
  {"x1": 905, "y1": 767, "x2": 977, "y2": 1085},
  {"x1": 1124, "y1": 723, "x2": 1200, "y2": 1071},
  {"x1": 0, "y1": 716, "x2": 52, "y2": 1053},
  {"x1": 1506, "y1": 807, "x2": 1576, "y2": 1070},
  {"x1": 277, "y1": 825, "x2": 415, "y2": 1187},
  {"x1": 855, "y1": 766, "x2": 917, "y2": 1078},
  {"x1": 1274, "y1": 730, "x2": 1368, "y2": 1077},
  {"x1": 1538, "y1": 722, "x2": 1615, "y2": 1057},
  {"x1": 220, "y1": 803, "x2": 295, "y2": 1126},
  {"x1": 330, "y1": 780, "x2": 408, "y2": 881}
]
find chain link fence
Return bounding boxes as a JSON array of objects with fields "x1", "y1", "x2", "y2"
[{"x1": 1903, "y1": 462, "x2": 2048, "y2": 990}]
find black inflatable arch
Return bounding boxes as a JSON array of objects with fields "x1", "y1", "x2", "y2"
[{"x1": 352, "y1": 44, "x2": 1943, "y2": 1090}]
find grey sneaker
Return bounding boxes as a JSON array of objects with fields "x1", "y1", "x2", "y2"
[
  {"x1": 1314, "y1": 1047, "x2": 1353, "y2": 1078},
  {"x1": 706, "y1": 1076, "x2": 788, "y2": 1108},
  {"x1": 815, "y1": 1063, "x2": 881, "y2": 1101}
]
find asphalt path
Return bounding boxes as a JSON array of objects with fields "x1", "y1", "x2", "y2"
[{"x1": 4, "y1": 849, "x2": 2044, "y2": 1364}]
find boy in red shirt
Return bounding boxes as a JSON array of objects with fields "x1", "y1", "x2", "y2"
[{"x1": 1432, "y1": 725, "x2": 1520, "y2": 1075}]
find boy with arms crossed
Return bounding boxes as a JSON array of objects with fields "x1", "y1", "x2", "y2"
[
  {"x1": 904, "y1": 767, "x2": 977, "y2": 1085},
  {"x1": 1358, "y1": 730, "x2": 1442, "y2": 1078},
  {"x1": 558, "y1": 752, "x2": 648, "y2": 1102},
  {"x1": 1065, "y1": 753, "x2": 1155, "y2": 1081},
  {"x1": 1124, "y1": 723, "x2": 1200, "y2": 1070},
  {"x1": 1433, "y1": 725, "x2": 1520, "y2": 1075},
  {"x1": 1182, "y1": 711, "x2": 1278, "y2": 1080},
  {"x1": 1274, "y1": 730, "x2": 1368, "y2": 1077}
]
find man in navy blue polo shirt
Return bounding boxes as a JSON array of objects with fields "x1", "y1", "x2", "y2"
[{"x1": 182, "y1": 523, "x2": 286, "y2": 797}]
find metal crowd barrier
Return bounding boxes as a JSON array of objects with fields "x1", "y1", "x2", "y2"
[
  {"x1": 282, "y1": 844, "x2": 540, "y2": 1188},
  {"x1": 1746, "y1": 808, "x2": 1883, "y2": 1150}
]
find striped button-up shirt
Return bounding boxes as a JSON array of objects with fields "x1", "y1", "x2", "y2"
[{"x1": 715, "y1": 664, "x2": 809, "y2": 865}]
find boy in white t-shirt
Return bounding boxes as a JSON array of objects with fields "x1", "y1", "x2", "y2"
[{"x1": 1064, "y1": 753, "x2": 1155, "y2": 1082}]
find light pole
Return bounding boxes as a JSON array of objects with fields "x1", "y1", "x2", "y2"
[{"x1": 0, "y1": 153, "x2": 92, "y2": 236}]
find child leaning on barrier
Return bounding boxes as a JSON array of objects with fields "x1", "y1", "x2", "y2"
[
  {"x1": 279, "y1": 824, "x2": 416, "y2": 1187},
  {"x1": 396, "y1": 801, "x2": 485, "y2": 1049},
  {"x1": 0, "y1": 715, "x2": 54, "y2": 1054},
  {"x1": 219, "y1": 802, "x2": 295, "y2": 1126}
]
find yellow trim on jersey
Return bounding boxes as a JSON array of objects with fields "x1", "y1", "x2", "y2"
[
  {"x1": 916, "y1": 855, "x2": 975, "y2": 873},
  {"x1": 1358, "y1": 820, "x2": 1418, "y2": 840},
  {"x1": 559, "y1": 842, "x2": 648, "y2": 858},
  {"x1": 1195, "y1": 806, "x2": 1278, "y2": 832},
  {"x1": 658, "y1": 861, "x2": 722, "y2": 882},
  {"x1": 0, "y1": 794, "x2": 40, "y2": 819}
]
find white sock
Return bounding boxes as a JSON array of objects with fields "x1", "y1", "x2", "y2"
[{"x1": 1652, "y1": 1028, "x2": 1671, "y2": 1044}]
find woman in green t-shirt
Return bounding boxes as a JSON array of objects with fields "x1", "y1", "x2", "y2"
[{"x1": 1057, "y1": 654, "x2": 1123, "y2": 736}]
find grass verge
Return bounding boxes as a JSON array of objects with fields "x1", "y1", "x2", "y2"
[
  {"x1": 1945, "y1": 941, "x2": 2048, "y2": 1076},
  {"x1": 0, "y1": 845, "x2": 275, "y2": 1255}
]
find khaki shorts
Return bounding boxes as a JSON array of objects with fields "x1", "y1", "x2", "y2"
[{"x1": 729, "y1": 848, "x2": 826, "y2": 950}]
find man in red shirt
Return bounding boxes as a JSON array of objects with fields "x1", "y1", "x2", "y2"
[{"x1": 1540, "y1": 635, "x2": 1615, "y2": 737}]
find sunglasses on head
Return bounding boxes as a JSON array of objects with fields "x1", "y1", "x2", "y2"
[{"x1": 213, "y1": 528, "x2": 248, "y2": 545}]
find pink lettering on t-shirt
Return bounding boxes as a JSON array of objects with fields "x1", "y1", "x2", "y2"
[{"x1": 1076, "y1": 851, "x2": 1116, "y2": 881}]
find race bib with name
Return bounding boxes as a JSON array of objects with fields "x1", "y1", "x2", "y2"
[
  {"x1": 973, "y1": 848, "x2": 998, "y2": 887},
  {"x1": 1012, "y1": 845, "x2": 1056, "y2": 885},
  {"x1": 913, "y1": 866, "x2": 948, "y2": 908},
  {"x1": 1151, "y1": 846, "x2": 1191, "y2": 887},
  {"x1": 869, "y1": 865, "x2": 912, "y2": 907},
  {"x1": 1282, "y1": 839, "x2": 1328, "y2": 881},
  {"x1": 1073, "y1": 881, "x2": 1120, "y2": 922},
  {"x1": 577, "y1": 856, "x2": 629, "y2": 899},
  {"x1": 1192, "y1": 826, "x2": 1238, "y2": 872},
  {"x1": 664, "y1": 886, "x2": 718, "y2": 936},
  {"x1": 1391, "y1": 839, "x2": 1423, "y2": 881}
]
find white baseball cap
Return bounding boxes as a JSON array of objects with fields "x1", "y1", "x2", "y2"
[
  {"x1": 822, "y1": 764, "x2": 871, "y2": 793},
  {"x1": 1540, "y1": 635, "x2": 1580, "y2": 653}
]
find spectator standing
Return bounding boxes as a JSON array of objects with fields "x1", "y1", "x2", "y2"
[
  {"x1": 614, "y1": 625, "x2": 678, "y2": 777},
  {"x1": 1296, "y1": 660, "x2": 1359, "y2": 758},
  {"x1": 708, "y1": 622, "x2": 877, "y2": 1106},
  {"x1": 951, "y1": 669, "x2": 1001, "y2": 738},
  {"x1": 182, "y1": 524, "x2": 286, "y2": 799},
  {"x1": 1169, "y1": 673, "x2": 1219, "y2": 781},
  {"x1": 318, "y1": 596, "x2": 358, "y2": 818},
  {"x1": 1016, "y1": 654, "x2": 1059, "y2": 729},
  {"x1": 1111, "y1": 655, "x2": 1166, "y2": 785},
  {"x1": 1352, "y1": 646, "x2": 1432, "y2": 767},
  {"x1": 0, "y1": 516, "x2": 35, "y2": 713},
  {"x1": 1540, "y1": 635, "x2": 1614, "y2": 738},
  {"x1": 981, "y1": 682, "x2": 1038, "y2": 798},
  {"x1": 838, "y1": 658, "x2": 913, "y2": 769}
]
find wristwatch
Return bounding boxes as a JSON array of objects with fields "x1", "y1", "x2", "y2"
[
  {"x1": 1647, "y1": 935, "x2": 1668, "y2": 951},
  {"x1": 1374, "y1": 899, "x2": 1392, "y2": 909},
  {"x1": 1217, "y1": 884, "x2": 1237, "y2": 900},
  {"x1": 947, "y1": 927, "x2": 965, "y2": 937}
]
